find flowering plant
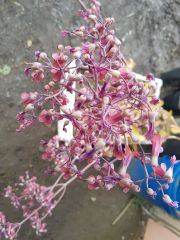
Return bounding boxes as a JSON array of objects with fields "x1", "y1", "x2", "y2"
[{"x1": 0, "y1": 1, "x2": 179, "y2": 239}]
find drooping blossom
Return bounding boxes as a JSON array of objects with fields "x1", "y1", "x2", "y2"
[
  {"x1": 151, "y1": 133, "x2": 163, "y2": 167},
  {"x1": 162, "y1": 194, "x2": 178, "y2": 208},
  {"x1": 119, "y1": 146, "x2": 139, "y2": 176}
]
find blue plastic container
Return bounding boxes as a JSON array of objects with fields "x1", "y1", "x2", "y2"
[{"x1": 128, "y1": 156, "x2": 180, "y2": 219}]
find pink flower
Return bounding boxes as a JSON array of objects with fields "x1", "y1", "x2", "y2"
[
  {"x1": 105, "y1": 109, "x2": 122, "y2": 125},
  {"x1": 154, "y1": 163, "x2": 166, "y2": 177},
  {"x1": 42, "y1": 148, "x2": 55, "y2": 161},
  {"x1": 38, "y1": 110, "x2": 53, "y2": 127},
  {"x1": 151, "y1": 133, "x2": 163, "y2": 167},
  {"x1": 51, "y1": 53, "x2": 66, "y2": 81},
  {"x1": 16, "y1": 112, "x2": 36, "y2": 131},
  {"x1": 119, "y1": 175, "x2": 133, "y2": 193},
  {"x1": 164, "y1": 155, "x2": 179, "y2": 182},
  {"x1": 146, "y1": 73, "x2": 154, "y2": 81},
  {"x1": 170, "y1": 155, "x2": 180, "y2": 167},
  {"x1": 162, "y1": 194, "x2": 178, "y2": 208},
  {"x1": 31, "y1": 69, "x2": 44, "y2": 83},
  {"x1": 146, "y1": 121, "x2": 155, "y2": 140},
  {"x1": 21, "y1": 92, "x2": 32, "y2": 106},
  {"x1": 87, "y1": 175, "x2": 102, "y2": 190},
  {"x1": 119, "y1": 146, "x2": 139, "y2": 176},
  {"x1": 146, "y1": 188, "x2": 157, "y2": 198},
  {"x1": 113, "y1": 143, "x2": 124, "y2": 160},
  {"x1": 21, "y1": 92, "x2": 38, "y2": 106}
]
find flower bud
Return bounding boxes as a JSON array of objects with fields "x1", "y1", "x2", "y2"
[
  {"x1": 110, "y1": 69, "x2": 120, "y2": 78},
  {"x1": 32, "y1": 62, "x2": 42, "y2": 69},
  {"x1": 96, "y1": 138, "x2": 106, "y2": 150},
  {"x1": 30, "y1": 92, "x2": 38, "y2": 100},
  {"x1": 79, "y1": 26, "x2": 85, "y2": 31},
  {"x1": 162, "y1": 194, "x2": 172, "y2": 205},
  {"x1": 61, "y1": 105, "x2": 71, "y2": 114},
  {"x1": 75, "y1": 31, "x2": 84, "y2": 37},
  {"x1": 94, "y1": 163, "x2": 101, "y2": 171},
  {"x1": 57, "y1": 44, "x2": 64, "y2": 50},
  {"x1": 146, "y1": 73, "x2": 154, "y2": 81},
  {"x1": 105, "y1": 17, "x2": 115, "y2": 24},
  {"x1": 84, "y1": 54, "x2": 90, "y2": 60},
  {"x1": 87, "y1": 175, "x2": 96, "y2": 184},
  {"x1": 79, "y1": 95, "x2": 87, "y2": 102},
  {"x1": 164, "y1": 167, "x2": 173, "y2": 182},
  {"x1": 115, "y1": 37, "x2": 121, "y2": 45},
  {"x1": 119, "y1": 166, "x2": 127, "y2": 177},
  {"x1": 86, "y1": 144, "x2": 92, "y2": 152},
  {"x1": 121, "y1": 124, "x2": 129, "y2": 132},
  {"x1": 39, "y1": 52, "x2": 47, "y2": 59},
  {"x1": 109, "y1": 46, "x2": 118, "y2": 54},
  {"x1": 103, "y1": 96, "x2": 110, "y2": 105},
  {"x1": 149, "y1": 80, "x2": 156, "y2": 89},
  {"x1": 133, "y1": 185, "x2": 140, "y2": 192},
  {"x1": 147, "y1": 188, "x2": 155, "y2": 196},
  {"x1": 130, "y1": 133, "x2": 139, "y2": 143},
  {"x1": 106, "y1": 34, "x2": 114, "y2": 42},
  {"x1": 149, "y1": 111, "x2": 157, "y2": 122},
  {"x1": 73, "y1": 110, "x2": 82, "y2": 119},
  {"x1": 44, "y1": 85, "x2": 50, "y2": 91},
  {"x1": 73, "y1": 51, "x2": 81, "y2": 58},
  {"x1": 151, "y1": 156, "x2": 158, "y2": 167},
  {"x1": 89, "y1": 43, "x2": 96, "y2": 52},
  {"x1": 49, "y1": 81, "x2": 55, "y2": 87},
  {"x1": 160, "y1": 147, "x2": 163, "y2": 153},
  {"x1": 25, "y1": 103, "x2": 34, "y2": 111},
  {"x1": 88, "y1": 15, "x2": 97, "y2": 21}
]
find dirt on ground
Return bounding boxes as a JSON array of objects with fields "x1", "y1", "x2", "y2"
[{"x1": 0, "y1": 0, "x2": 179, "y2": 240}]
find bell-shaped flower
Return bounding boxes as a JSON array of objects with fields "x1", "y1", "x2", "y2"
[
  {"x1": 151, "y1": 133, "x2": 163, "y2": 167},
  {"x1": 162, "y1": 194, "x2": 178, "y2": 208},
  {"x1": 119, "y1": 146, "x2": 139, "y2": 177}
]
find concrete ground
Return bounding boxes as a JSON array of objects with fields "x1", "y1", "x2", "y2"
[{"x1": 0, "y1": 0, "x2": 179, "y2": 239}]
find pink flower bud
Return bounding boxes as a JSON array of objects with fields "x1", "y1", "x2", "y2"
[
  {"x1": 96, "y1": 138, "x2": 106, "y2": 150},
  {"x1": 149, "y1": 111, "x2": 157, "y2": 122},
  {"x1": 147, "y1": 188, "x2": 155, "y2": 196},
  {"x1": 119, "y1": 165, "x2": 127, "y2": 177},
  {"x1": 162, "y1": 194, "x2": 172, "y2": 205},
  {"x1": 87, "y1": 175, "x2": 96, "y2": 184},
  {"x1": 73, "y1": 110, "x2": 82, "y2": 119},
  {"x1": 146, "y1": 73, "x2": 154, "y2": 81},
  {"x1": 32, "y1": 62, "x2": 42, "y2": 69},
  {"x1": 151, "y1": 156, "x2": 158, "y2": 167},
  {"x1": 61, "y1": 105, "x2": 71, "y2": 114},
  {"x1": 133, "y1": 185, "x2": 140, "y2": 192},
  {"x1": 39, "y1": 52, "x2": 47, "y2": 59},
  {"x1": 88, "y1": 15, "x2": 97, "y2": 21},
  {"x1": 25, "y1": 103, "x2": 34, "y2": 111},
  {"x1": 164, "y1": 167, "x2": 173, "y2": 179},
  {"x1": 110, "y1": 69, "x2": 120, "y2": 78},
  {"x1": 75, "y1": 31, "x2": 84, "y2": 37}
]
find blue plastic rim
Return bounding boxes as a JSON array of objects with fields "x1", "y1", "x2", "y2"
[{"x1": 128, "y1": 156, "x2": 180, "y2": 219}]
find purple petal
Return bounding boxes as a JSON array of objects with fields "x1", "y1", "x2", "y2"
[{"x1": 78, "y1": 148, "x2": 96, "y2": 162}]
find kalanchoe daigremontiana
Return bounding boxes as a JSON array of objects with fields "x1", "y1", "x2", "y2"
[{"x1": 1, "y1": 0, "x2": 178, "y2": 239}]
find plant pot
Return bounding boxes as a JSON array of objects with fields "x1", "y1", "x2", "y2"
[{"x1": 128, "y1": 156, "x2": 180, "y2": 219}]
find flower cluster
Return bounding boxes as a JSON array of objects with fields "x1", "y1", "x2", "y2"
[{"x1": 0, "y1": 0, "x2": 178, "y2": 239}]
